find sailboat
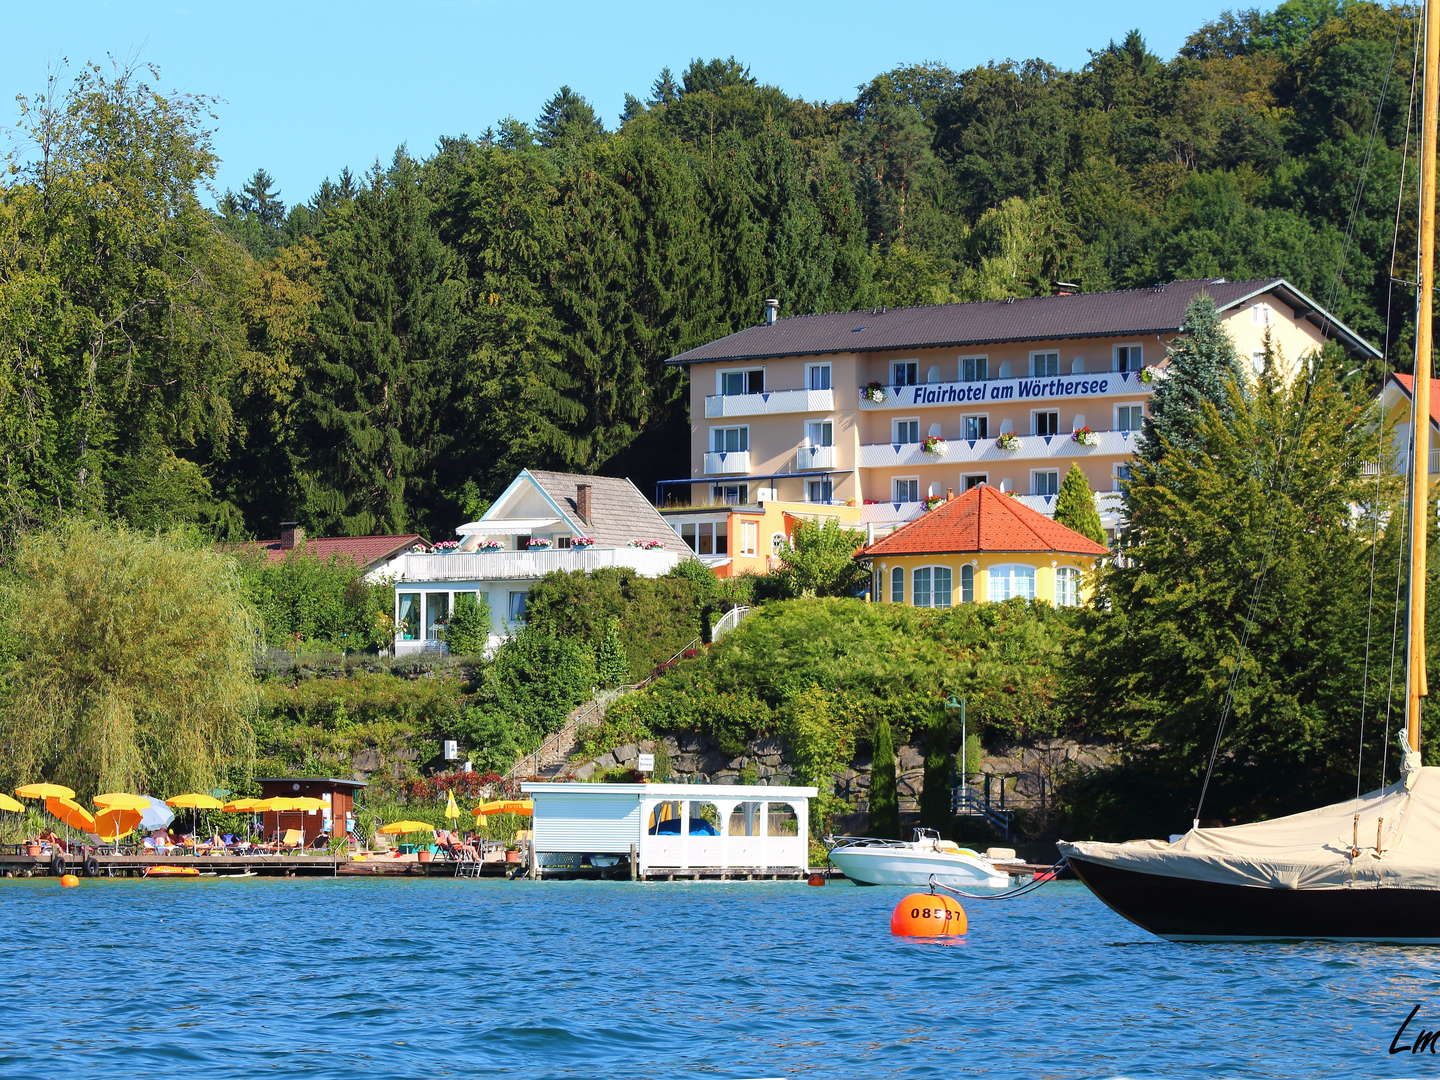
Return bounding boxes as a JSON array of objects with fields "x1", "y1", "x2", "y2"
[{"x1": 1056, "y1": 3, "x2": 1440, "y2": 942}]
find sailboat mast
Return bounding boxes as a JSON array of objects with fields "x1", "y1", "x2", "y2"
[{"x1": 1408, "y1": 0, "x2": 1440, "y2": 754}]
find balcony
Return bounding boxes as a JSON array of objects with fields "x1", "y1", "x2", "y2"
[
  {"x1": 858, "y1": 369, "x2": 1154, "y2": 411},
  {"x1": 859, "y1": 428, "x2": 1138, "y2": 468},
  {"x1": 859, "y1": 490, "x2": 1125, "y2": 530},
  {"x1": 704, "y1": 387, "x2": 834, "y2": 418},
  {"x1": 703, "y1": 449, "x2": 751, "y2": 474},
  {"x1": 795, "y1": 445, "x2": 836, "y2": 470},
  {"x1": 394, "y1": 547, "x2": 683, "y2": 583}
]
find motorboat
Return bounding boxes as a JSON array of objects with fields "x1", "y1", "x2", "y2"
[{"x1": 827, "y1": 828, "x2": 1015, "y2": 888}]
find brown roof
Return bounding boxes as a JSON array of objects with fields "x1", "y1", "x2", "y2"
[
  {"x1": 525, "y1": 470, "x2": 692, "y2": 554},
  {"x1": 243, "y1": 534, "x2": 425, "y2": 569},
  {"x1": 859, "y1": 485, "x2": 1109, "y2": 559},
  {"x1": 667, "y1": 278, "x2": 1379, "y2": 365}
]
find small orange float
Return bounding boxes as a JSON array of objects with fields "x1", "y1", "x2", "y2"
[
  {"x1": 59, "y1": 874, "x2": 79, "y2": 888},
  {"x1": 890, "y1": 892, "x2": 967, "y2": 937}
]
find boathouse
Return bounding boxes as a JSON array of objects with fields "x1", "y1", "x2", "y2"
[
  {"x1": 522, "y1": 782, "x2": 818, "y2": 879},
  {"x1": 257, "y1": 777, "x2": 366, "y2": 847}
]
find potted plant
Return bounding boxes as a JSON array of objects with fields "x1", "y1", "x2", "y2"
[
  {"x1": 526, "y1": 537, "x2": 552, "y2": 550},
  {"x1": 1072, "y1": 426, "x2": 1099, "y2": 447},
  {"x1": 863, "y1": 382, "x2": 886, "y2": 403},
  {"x1": 432, "y1": 540, "x2": 459, "y2": 554},
  {"x1": 505, "y1": 846, "x2": 521, "y2": 864},
  {"x1": 924, "y1": 494, "x2": 945, "y2": 511},
  {"x1": 629, "y1": 539, "x2": 663, "y2": 549},
  {"x1": 479, "y1": 539, "x2": 503, "y2": 552},
  {"x1": 922, "y1": 434, "x2": 948, "y2": 456},
  {"x1": 996, "y1": 432, "x2": 1020, "y2": 451},
  {"x1": 572, "y1": 536, "x2": 595, "y2": 549},
  {"x1": 417, "y1": 846, "x2": 434, "y2": 863},
  {"x1": 1139, "y1": 367, "x2": 1155, "y2": 383}
]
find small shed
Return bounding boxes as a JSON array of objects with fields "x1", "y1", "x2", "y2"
[
  {"x1": 257, "y1": 777, "x2": 367, "y2": 847},
  {"x1": 522, "y1": 782, "x2": 818, "y2": 879}
]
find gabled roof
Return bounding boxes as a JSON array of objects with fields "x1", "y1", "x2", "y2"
[
  {"x1": 516, "y1": 470, "x2": 691, "y2": 555},
  {"x1": 859, "y1": 485, "x2": 1109, "y2": 559},
  {"x1": 244, "y1": 535, "x2": 424, "y2": 569},
  {"x1": 1388, "y1": 373, "x2": 1440, "y2": 428},
  {"x1": 667, "y1": 277, "x2": 1380, "y2": 365}
]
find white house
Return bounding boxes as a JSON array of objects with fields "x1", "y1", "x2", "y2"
[
  {"x1": 392, "y1": 469, "x2": 693, "y2": 654},
  {"x1": 522, "y1": 781, "x2": 818, "y2": 879}
]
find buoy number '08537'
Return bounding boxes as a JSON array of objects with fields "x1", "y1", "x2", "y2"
[{"x1": 911, "y1": 907, "x2": 959, "y2": 920}]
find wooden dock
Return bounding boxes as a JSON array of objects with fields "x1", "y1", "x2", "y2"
[{"x1": 0, "y1": 851, "x2": 515, "y2": 879}]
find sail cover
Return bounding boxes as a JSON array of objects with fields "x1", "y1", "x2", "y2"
[{"x1": 1058, "y1": 751, "x2": 1440, "y2": 891}]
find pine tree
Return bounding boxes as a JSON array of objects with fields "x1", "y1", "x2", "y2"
[
  {"x1": 869, "y1": 718, "x2": 899, "y2": 838},
  {"x1": 1137, "y1": 295, "x2": 1245, "y2": 467},
  {"x1": 595, "y1": 615, "x2": 629, "y2": 687},
  {"x1": 535, "y1": 86, "x2": 604, "y2": 148},
  {"x1": 619, "y1": 94, "x2": 646, "y2": 125},
  {"x1": 1054, "y1": 463, "x2": 1106, "y2": 545},
  {"x1": 648, "y1": 67, "x2": 681, "y2": 106}
]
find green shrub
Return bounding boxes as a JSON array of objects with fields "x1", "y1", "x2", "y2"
[
  {"x1": 443, "y1": 593, "x2": 492, "y2": 656},
  {"x1": 238, "y1": 548, "x2": 391, "y2": 650}
]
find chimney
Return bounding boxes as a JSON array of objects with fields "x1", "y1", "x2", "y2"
[
  {"x1": 576, "y1": 483, "x2": 593, "y2": 525},
  {"x1": 1053, "y1": 281, "x2": 1080, "y2": 296},
  {"x1": 763, "y1": 298, "x2": 780, "y2": 325},
  {"x1": 279, "y1": 521, "x2": 304, "y2": 550}
]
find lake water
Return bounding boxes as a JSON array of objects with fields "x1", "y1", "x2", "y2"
[{"x1": 2, "y1": 876, "x2": 1437, "y2": 1079}]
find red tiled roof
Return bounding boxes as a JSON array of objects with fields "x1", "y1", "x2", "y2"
[
  {"x1": 242, "y1": 534, "x2": 425, "y2": 569},
  {"x1": 859, "y1": 486, "x2": 1109, "y2": 558},
  {"x1": 1390, "y1": 373, "x2": 1440, "y2": 428}
]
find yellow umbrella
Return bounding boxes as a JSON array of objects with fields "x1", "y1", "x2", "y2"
[
  {"x1": 378, "y1": 820, "x2": 436, "y2": 834},
  {"x1": 472, "y1": 799, "x2": 534, "y2": 817},
  {"x1": 15, "y1": 783, "x2": 75, "y2": 801},
  {"x1": 444, "y1": 790, "x2": 460, "y2": 822},
  {"x1": 222, "y1": 798, "x2": 265, "y2": 812},
  {"x1": 45, "y1": 796, "x2": 96, "y2": 833},
  {"x1": 0, "y1": 793, "x2": 23, "y2": 813},
  {"x1": 93, "y1": 793, "x2": 150, "y2": 811},
  {"x1": 166, "y1": 793, "x2": 223, "y2": 809}
]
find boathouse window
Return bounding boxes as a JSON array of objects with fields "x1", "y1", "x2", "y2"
[
  {"x1": 913, "y1": 566, "x2": 953, "y2": 608},
  {"x1": 1031, "y1": 351, "x2": 1060, "y2": 377},
  {"x1": 892, "y1": 360, "x2": 919, "y2": 386},
  {"x1": 960, "y1": 356, "x2": 988, "y2": 382},
  {"x1": 1055, "y1": 566, "x2": 1080, "y2": 607},
  {"x1": 989, "y1": 564, "x2": 1036, "y2": 602},
  {"x1": 396, "y1": 593, "x2": 420, "y2": 641},
  {"x1": 719, "y1": 368, "x2": 764, "y2": 396},
  {"x1": 893, "y1": 418, "x2": 920, "y2": 445},
  {"x1": 729, "y1": 801, "x2": 764, "y2": 836},
  {"x1": 766, "y1": 803, "x2": 799, "y2": 836},
  {"x1": 960, "y1": 564, "x2": 974, "y2": 603},
  {"x1": 890, "y1": 566, "x2": 905, "y2": 603},
  {"x1": 1114, "y1": 344, "x2": 1143, "y2": 372}
]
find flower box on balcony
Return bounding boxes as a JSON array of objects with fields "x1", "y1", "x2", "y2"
[
  {"x1": 924, "y1": 495, "x2": 945, "y2": 511},
  {"x1": 863, "y1": 382, "x2": 886, "y2": 404},
  {"x1": 572, "y1": 537, "x2": 595, "y2": 549},
  {"x1": 922, "y1": 435, "x2": 947, "y2": 456},
  {"x1": 432, "y1": 540, "x2": 459, "y2": 554},
  {"x1": 1072, "y1": 427, "x2": 1099, "y2": 447},
  {"x1": 478, "y1": 541, "x2": 504, "y2": 552},
  {"x1": 629, "y1": 539, "x2": 664, "y2": 550},
  {"x1": 996, "y1": 432, "x2": 1020, "y2": 451},
  {"x1": 526, "y1": 538, "x2": 553, "y2": 550}
]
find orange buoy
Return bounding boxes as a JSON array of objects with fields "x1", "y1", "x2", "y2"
[
  {"x1": 807, "y1": 873, "x2": 827, "y2": 887},
  {"x1": 59, "y1": 874, "x2": 79, "y2": 888},
  {"x1": 890, "y1": 892, "x2": 967, "y2": 937}
]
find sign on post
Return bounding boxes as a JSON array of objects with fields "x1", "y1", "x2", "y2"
[{"x1": 636, "y1": 753, "x2": 655, "y2": 773}]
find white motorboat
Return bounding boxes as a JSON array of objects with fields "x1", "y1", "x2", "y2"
[{"x1": 826, "y1": 828, "x2": 1016, "y2": 889}]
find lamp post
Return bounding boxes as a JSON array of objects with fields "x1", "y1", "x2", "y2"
[{"x1": 944, "y1": 695, "x2": 967, "y2": 810}]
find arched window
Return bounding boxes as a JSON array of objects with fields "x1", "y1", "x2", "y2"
[
  {"x1": 960, "y1": 564, "x2": 974, "y2": 603},
  {"x1": 1054, "y1": 566, "x2": 1080, "y2": 607},
  {"x1": 989, "y1": 564, "x2": 1036, "y2": 602},
  {"x1": 890, "y1": 566, "x2": 905, "y2": 604},
  {"x1": 913, "y1": 566, "x2": 953, "y2": 608}
]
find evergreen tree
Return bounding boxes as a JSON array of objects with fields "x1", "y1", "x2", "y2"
[
  {"x1": 919, "y1": 708, "x2": 957, "y2": 831},
  {"x1": 595, "y1": 615, "x2": 629, "y2": 687},
  {"x1": 619, "y1": 93, "x2": 646, "y2": 125},
  {"x1": 682, "y1": 56, "x2": 756, "y2": 94},
  {"x1": 1137, "y1": 295, "x2": 1245, "y2": 467},
  {"x1": 1054, "y1": 463, "x2": 1106, "y2": 545},
  {"x1": 648, "y1": 67, "x2": 681, "y2": 107},
  {"x1": 535, "y1": 86, "x2": 604, "y2": 148},
  {"x1": 869, "y1": 718, "x2": 899, "y2": 838}
]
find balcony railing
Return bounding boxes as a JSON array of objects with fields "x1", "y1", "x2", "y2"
[
  {"x1": 859, "y1": 490, "x2": 1124, "y2": 527},
  {"x1": 859, "y1": 369, "x2": 1153, "y2": 411},
  {"x1": 704, "y1": 387, "x2": 834, "y2": 418},
  {"x1": 394, "y1": 548, "x2": 683, "y2": 582},
  {"x1": 703, "y1": 449, "x2": 751, "y2": 475},
  {"x1": 795, "y1": 445, "x2": 836, "y2": 470},
  {"x1": 859, "y1": 428, "x2": 1138, "y2": 467}
]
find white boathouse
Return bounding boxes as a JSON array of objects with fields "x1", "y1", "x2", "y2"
[{"x1": 521, "y1": 782, "x2": 818, "y2": 880}]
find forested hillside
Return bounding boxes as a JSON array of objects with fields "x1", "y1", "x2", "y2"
[{"x1": 0, "y1": 1, "x2": 1420, "y2": 544}]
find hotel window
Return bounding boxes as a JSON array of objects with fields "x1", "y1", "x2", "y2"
[
  {"x1": 396, "y1": 592, "x2": 420, "y2": 641},
  {"x1": 960, "y1": 564, "x2": 974, "y2": 603},
  {"x1": 893, "y1": 418, "x2": 920, "y2": 444},
  {"x1": 891, "y1": 566, "x2": 905, "y2": 603},
  {"x1": 711, "y1": 484, "x2": 748, "y2": 506},
  {"x1": 807, "y1": 478, "x2": 833, "y2": 503},
  {"x1": 913, "y1": 566, "x2": 953, "y2": 608},
  {"x1": 710, "y1": 426, "x2": 748, "y2": 453},
  {"x1": 507, "y1": 591, "x2": 528, "y2": 622},
  {"x1": 963, "y1": 474, "x2": 987, "y2": 490},
  {"x1": 989, "y1": 564, "x2": 1036, "y2": 602},
  {"x1": 1033, "y1": 470, "x2": 1059, "y2": 496},
  {"x1": 1031, "y1": 351, "x2": 1060, "y2": 377},
  {"x1": 962, "y1": 415, "x2": 988, "y2": 440},
  {"x1": 719, "y1": 368, "x2": 764, "y2": 395},
  {"x1": 1034, "y1": 410, "x2": 1059, "y2": 437},
  {"x1": 960, "y1": 356, "x2": 988, "y2": 382},
  {"x1": 1114, "y1": 345, "x2": 1143, "y2": 372},
  {"x1": 806, "y1": 363, "x2": 832, "y2": 391},
  {"x1": 740, "y1": 521, "x2": 758, "y2": 556},
  {"x1": 893, "y1": 477, "x2": 920, "y2": 503},
  {"x1": 805, "y1": 420, "x2": 833, "y2": 448},
  {"x1": 1116, "y1": 463, "x2": 1133, "y2": 486},
  {"x1": 892, "y1": 360, "x2": 919, "y2": 386},
  {"x1": 1055, "y1": 566, "x2": 1080, "y2": 607},
  {"x1": 1117, "y1": 404, "x2": 1144, "y2": 432}
]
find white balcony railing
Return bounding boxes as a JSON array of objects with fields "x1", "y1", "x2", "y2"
[
  {"x1": 859, "y1": 491, "x2": 1125, "y2": 530},
  {"x1": 859, "y1": 370, "x2": 1153, "y2": 411},
  {"x1": 859, "y1": 428, "x2": 1138, "y2": 468},
  {"x1": 394, "y1": 548, "x2": 682, "y2": 582},
  {"x1": 704, "y1": 387, "x2": 834, "y2": 418},
  {"x1": 703, "y1": 449, "x2": 751, "y2": 475},
  {"x1": 795, "y1": 445, "x2": 836, "y2": 470}
]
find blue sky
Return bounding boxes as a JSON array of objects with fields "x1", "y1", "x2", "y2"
[{"x1": 4, "y1": 0, "x2": 1258, "y2": 206}]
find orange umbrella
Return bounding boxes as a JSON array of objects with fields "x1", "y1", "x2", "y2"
[
  {"x1": 45, "y1": 796, "x2": 95, "y2": 833},
  {"x1": 92, "y1": 807, "x2": 143, "y2": 845}
]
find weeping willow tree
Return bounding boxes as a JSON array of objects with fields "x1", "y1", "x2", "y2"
[{"x1": 0, "y1": 519, "x2": 257, "y2": 798}]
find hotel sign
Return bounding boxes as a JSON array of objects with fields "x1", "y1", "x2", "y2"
[{"x1": 860, "y1": 371, "x2": 1151, "y2": 410}]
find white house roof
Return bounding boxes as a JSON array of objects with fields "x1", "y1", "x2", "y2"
[
  {"x1": 456, "y1": 517, "x2": 559, "y2": 535},
  {"x1": 471, "y1": 470, "x2": 691, "y2": 554}
]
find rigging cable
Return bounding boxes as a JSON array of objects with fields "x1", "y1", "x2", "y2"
[{"x1": 926, "y1": 862, "x2": 1067, "y2": 902}]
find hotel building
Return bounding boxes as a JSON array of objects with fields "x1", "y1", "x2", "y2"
[{"x1": 659, "y1": 278, "x2": 1378, "y2": 564}]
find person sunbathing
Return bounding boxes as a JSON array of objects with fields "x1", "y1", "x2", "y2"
[{"x1": 37, "y1": 828, "x2": 67, "y2": 853}]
